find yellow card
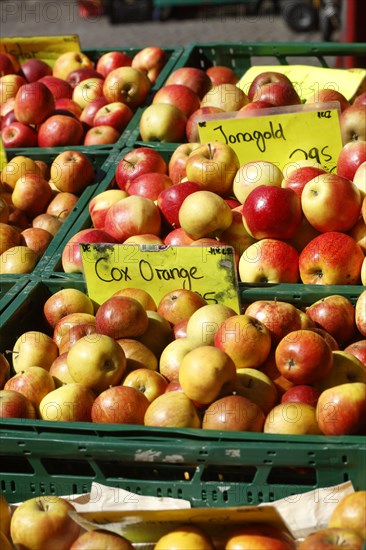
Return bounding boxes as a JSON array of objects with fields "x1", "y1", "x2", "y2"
[
  {"x1": 0, "y1": 137, "x2": 7, "y2": 173},
  {"x1": 238, "y1": 64, "x2": 366, "y2": 101},
  {"x1": 197, "y1": 102, "x2": 343, "y2": 173},
  {"x1": 80, "y1": 244, "x2": 240, "y2": 312},
  {"x1": 70, "y1": 505, "x2": 293, "y2": 543},
  {"x1": 0, "y1": 35, "x2": 81, "y2": 67}
]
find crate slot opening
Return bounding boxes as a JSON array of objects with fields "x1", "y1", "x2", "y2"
[
  {"x1": 267, "y1": 466, "x2": 317, "y2": 486},
  {"x1": 97, "y1": 461, "x2": 197, "y2": 481}
]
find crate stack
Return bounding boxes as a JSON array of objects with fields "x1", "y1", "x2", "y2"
[{"x1": 1, "y1": 43, "x2": 366, "y2": 511}]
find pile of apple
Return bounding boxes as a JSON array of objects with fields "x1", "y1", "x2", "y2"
[
  {"x1": 0, "y1": 471, "x2": 365, "y2": 550},
  {"x1": 0, "y1": 46, "x2": 168, "y2": 148},
  {"x1": 1, "y1": 277, "x2": 366, "y2": 438},
  {"x1": 0, "y1": 149, "x2": 101, "y2": 274},
  {"x1": 136, "y1": 64, "x2": 366, "y2": 144}
]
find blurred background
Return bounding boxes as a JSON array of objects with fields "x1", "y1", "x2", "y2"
[{"x1": 1, "y1": 0, "x2": 357, "y2": 50}]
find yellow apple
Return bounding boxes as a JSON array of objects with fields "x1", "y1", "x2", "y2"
[
  {"x1": 159, "y1": 337, "x2": 196, "y2": 382},
  {"x1": 39, "y1": 383, "x2": 95, "y2": 422},
  {"x1": 144, "y1": 391, "x2": 201, "y2": 428},
  {"x1": 328, "y1": 490, "x2": 366, "y2": 540},
  {"x1": 264, "y1": 402, "x2": 322, "y2": 435},
  {"x1": 234, "y1": 368, "x2": 278, "y2": 414},
  {"x1": 186, "y1": 303, "x2": 236, "y2": 347},
  {"x1": 155, "y1": 524, "x2": 215, "y2": 550},
  {"x1": 12, "y1": 330, "x2": 59, "y2": 373},
  {"x1": 315, "y1": 351, "x2": 366, "y2": 392},
  {"x1": 116, "y1": 338, "x2": 158, "y2": 374}
]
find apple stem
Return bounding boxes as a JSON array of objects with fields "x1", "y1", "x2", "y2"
[
  {"x1": 57, "y1": 210, "x2": 68, "y2": 220},
  {"x1": 5, "y1": 350, "x2": 17, "y2": 356},
  {"x1": 122, "y1": 159, "x2": 135, "y2": 168},
  {"x1": 208, "y1": 143, "x2": 214, "y2": 160}
]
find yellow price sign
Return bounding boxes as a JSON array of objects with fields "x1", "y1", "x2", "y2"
[
  {"x1": 0, "y1": 35, "x2": 81, "y2": 67},
  {"x1": 0, "y1": 137, "x2": 7, "y2": 173},
  {"x1": 197, "y1": 102, "x2": 343, "y2": 173},
  {"x1": 80, "y1": 244, "x2": 240, "y2": 312},
  {"x1": 238, "y1": 64, "x2": 366, "y2": 102}
]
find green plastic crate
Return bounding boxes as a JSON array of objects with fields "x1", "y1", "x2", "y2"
[
  {"x1": 1, "y1": 148, "x2": 114, "y2": 279},
  {"x1": 0, "y1": 277, "x2": 29, "y2": 315},
  {"x1": 125, "y1": 41, "x2": 366, "y2": 148}
]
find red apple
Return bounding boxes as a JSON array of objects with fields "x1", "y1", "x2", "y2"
[
  {"x1": 83, "y1": 125, "x2": 120, "y2": 146},
  {"x1": 0, "y1": 389, "x2": 36, "y2": 419},
  {"x1": 344, "y1": 340, "x2": 366, "y2": 366},
  {"x1": 95, "y1": 295, "x2": 149, "y2": 340},
  {"x1": 157, "y1": 288, "x2": 207, "y2": 326},
  {"x1": 89, "y1": 188, "x2": 128, "y2": 229},
  {"x1": 115, "y1": 147, "x2": 167, "y2": 191},
  {"x1": 54, "y1": 97, "x2": 82, "y2": 118},
  {"x1": 38, "y1": 75, "x2": 73, "y2": 99},
  {"x1": 131, "y1": 46, "x2": 166, "y2": 84},
  {"x1": 353, "y1": 91, "x2": 366, "y2": 107},
  {"x1": 14, "y1": 81, "x2": 55, "y2": 125},
  {"x1": 337, "y1": 140, "x2": 366, "y2": 181},
  {"x1": 247, "y1": 71, "x2": 295, "y2": 101},
  {"x1": 104, "y1": 195, "x2": 161, "y2": 242},
  {"x1": 239, "y1": 100, "x2": 275, "y2": 112},
  {"x1": 253, "y1": 80, "x2": 301, "y2": 106},
  {"x1": 299, "y1": 527, "x2": 363, "y2": 550},
  {"x1": 20, "y1": 58, "x2": 52, "y2": 82},
  {"x1": 242, "y1": 184, "x2": 302, "y2": 240},
  {"x1": 80, "y1": 96, "x2": 108, "y2": 127},
  {"x1": 305, "y1": 88, "x2": 351, "y2": 112},
  {"x1": 70, "y1": 530, "x2": 134, "y2": 550},
  {"x1": 37, "y1": 114, "x2": 84, "y2": 147},
  {"x1": 282, "y1": 163, "x2": 328, "y2": 199},
  {"x1": 281, "y1": 385, "x2": 321, "y2": 408},
  {"x1": 144, "y1": 390, "x2": 201, "y2": 428},
  {"x1": 305, "y1": 295, "x2": 356, "y2": 347},
  {"x1": 50, "y1": 149, "x2": 95, "y2": 194},
  {"x1": 66, "y1": 67, "x2": 104, "y2": 88},
  {"x1": 206, "y1": 65, "x2": 239, "y2": 86},
  {"x1": 225, "y1": 523, "x2": 296, "y2": 550},
  {"x1": 340, "y1": 104, "x2": 366, "y2": 144},
  {"x1": 96, "y1": 50, "x2": 132, "y2": 77},
  {"x1": 19, "y1": 227, "x2": 53, "y2": 258},
  {"x1": 1, "y1": 121, "x2": 38, "y2": 148},
  {"x1": 163, "y1": 227, "x2": 196, "y2": 245},
  {"x1": 93, "y1": 101, "x2": 133, "y2": 132},
  {"x1": 165, "y1": 66, "x2": 212, "y2": 99},
  {"x1": 316, "y1": 382, "x2": 366, "y2": 435},
  {"x1": 168, "y1": 142, "x2": 200, "y2": 184},
  {"x1": 102, "y1": 66, "x2": 151, "y2": 109},
  {"x1": 275, "y1": 329, "x2": 333, "y2": 385},
  {"x1": 126, "y1": 172, "x2": 173, "y2": 201},
  {"x1": 4, "y1": 366, "x2": 55, "y2": 410},
  {"x1": 185, "y1": 106, "x2": 225, "y2": 143},
  {"x1": 299, "y1": 231, "x2": 364, "y2": 285},
  {"x1": 91, "y1": 385, "x2": 150, "y2": 424},
  {"x1": 0, "y1": 52, "x2": 17, "y2": 76},
  {"x1": 12, "y1": 172, "x2": 53, "y2": 218},
  {"x1": 152, "y1": 83, "x2": 201, "y2": 118},
  {"x1": 202, "y1": 393, "x2": 265, "y2": 432},
  {"x1": 61, "y1": 227, "x2": 118, "y2": 273},
  {"x1": 157, "y1": 180, "x2": 201, "y2": 228}
]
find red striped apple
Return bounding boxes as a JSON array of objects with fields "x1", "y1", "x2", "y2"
[
  {"x1": 166, "y1": 66, "x2": 212, "y2": 99},
  {"x1": 316, "y1": 382, "x2": 366, "y2": 435},
  {"x1": 115, "y1": 147, "x2": 167, "y2": 191},
  {"x1": 104, "y1": 195, "x2": 161, "y2": 242}
]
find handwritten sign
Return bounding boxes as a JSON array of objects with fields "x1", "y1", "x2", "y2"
[
  {"x1": 0, "y1": 35, "x2": 81, "y2": 67},
  {"x1": 197, "y1": 102, "x2": 343, "y2": 173},
  {"x1": 238, "y1": 64, "x2": 366, "y2": 102},
  {"x1": 0, "y1": 138, "x2": 7, "y2": 173},
  {"x1": 80, "y1": 244, "x2": 240, "y2": 312}
]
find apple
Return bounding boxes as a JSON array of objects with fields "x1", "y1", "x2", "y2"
[
  {"x1": 52, "y1": 51, "x2": 94, "y2": 81},
  {"x1": 37, "y1": 114, "x2": 84, "y2": 147},
  {"x1": 12, "y1": 330, "x2": 59, "y2": 373},
  {"x1": 1, "y1": 154, "x2": 41, "y2": 191},
  {"x1": 0, "y1": 389, "x2": 36, "y2": 419},
  {"x1": 52, "y1": 312, "x2": 94, "y2": 349},
  {"x1": 225, "y1": 524, "x2": 296, "y2": 550},
  {"x1": 58, "y1": 322, "x2": 98, "y2": 355},
  {"x1": 202, "y1": 393, "x2": 265, "y2": 431},
  {"x1": 239, "y1": 238, "x2": 300, "y2": 283},
  {"x1": 328, "y1": 490, "x2": 366, "y2": 540},
  {"x1": 153, "y1": 83, "x2": 201, "y2": 118},
  {"x1": 166, "y1": 66, "x2": 212, "y2": 99},
  {"x1": 93, "y1": 101, "x2": 133, "y2": 132},
  {"x1": 72, "y1": 77, "x2": 104, "y2": 109},
  {"x1": 61, "y1": 228, "x2": 118, "y2": 273},
  {"x1": 344, "y1": 340, "x2": 366, "y2": 366},
  {"x1": 362, "y1": 256, "x2": 366, "y2": 285},
  {"x1": 164, "y1": 227, "x2": 196, "y2": 246},
  {"x1": 0, "y1": 52, "x2": 17, "y2": 76},
  {"x1": 281, "y1": 163, "x2": 327, "y2": 199},
  {"x1": 264, "y1": 401, "x2": 322, "y2": 435},
  {"x1": 104, "y1": 195, "x2": 161, "y2": 242},
  {"x1": 316, "y1": 350, "x2": 366, "y2": 393},
  {"x1": 137, "y1": 310, "x2": 174, "y2": 359},
  {"x1": 70, "y1": 529, "x2": 134, "y2": 550},
  {"x1": 247, "y1": 71, "x2": 295, "y2": 100},
  {"x1": 43, "y1": 287, "x2": 95, "y2": 329},
  {"x1": 4, "y1": 366, "x2": 56, "y2": 411},
  {"x1": 12, "y1": 172, "x2": 53, "y2": 218},
  {"x1": 0, "y1": 73, "x2": 27, "y2": 105},
  {"x1": 1, "y1": 106, "x2": 17, "y2": 128},
  {"x1": 301, "y1": 173, "x2": 362, "y2": 233},
  {"x1": 185, "y1": 141, "x2": 240, "y2": 196},
  {"x1": 48, "y1": 352, "x2": 77, "y2": 386},
  {"x1": 91, "y1": 384, "x2": 150, "y2": 423},
  {"x1": 157, "y1": 179, "x2": 201, "y2": 229},
  {"x1": 305, "y1": 295, "x2": 356, "y2": 347},
  {"x1": 96, "y1": 50, "x2": 132, "y2": 78},
  {"x1": 144, "y1": 390, "x2": 201, "y2": 428},
  {"x1": 353, "y1": 91, "x2": 366, "y2": 107},
  {"x1": 14, "y1": 81, "x2": 55, "y2": 124},
  {"x1": 233, "y1": 160, "x2": 283, "y2": 204},
  {"x1": 10, "y1": 496, "x2": 80, "y2": 550},
  {"x1": 260, "y1": 349, "x2": 294, "y2": 397},
  {"x1": 242, "y1": 184, "x2": 302, "y2": 240},
  {"x1": 252, "y1": 81, "x2": 301, "y2": 106},
  {"x1": 0, "y1": 222, "x2": 20, "y2": 255},
  {"x1": 234, "y1": 367, "x2": 278, "y2": 414},
  {"x1": 244, "y1": 299, "x2": 303, "y2": 347},
  {"x1": 305, "y1": 88, "x2": 350, "y2": 112},
  {"x1": 168, "y1": 142, "x2": 200, "y2": 184},
  {"x1": 238, "y1": 99, "x2": 275, "y2": 112},
  {"x1": 158, "y1": 337, "x2": 196, "y2": 381},
  {"x1": 115, "y1": 146, "x2": 167, "y2": 191},
  {"x1": 20, "y1": 58, "x2": 52, "y2": 82},
  {"x1": 186, "y1": 106, "x2": 225, "y2": 142},
  {"x1": 66, "y1": 67, "x2": 104, "y2": 89},
  {"x1": 139, "y1": 102, "x2": 187, "y2": 142},
  {"x1": 316, "y1": 382, "x2": 366, "y2": 435},
  {"x1": 218, "y1": 206, "x2": 256, "y2": 257},
  {"x1": 206, "y1": 65, "x2": 239, "y2": 86},
  {"x1": 126, "y1": 172, "x2": 173, "y2": 201},
  {"x1": 179, "y1": 345, "x2": 237, "y2": 405},
  {"x1": 38, "y1": 75, "x2": 73, "y2": 99},
  {"x1": 157, "y1": 288, "x2": 207, "y2": 326},
  {"x1": 155, "y1": 525, "x2": 214, "y2": 550},
  {"x1": 353, "y1": 161, "x2": 366, "y2": 198},
  {"x1": 337, "y1": 140, "x2": 366, "y2": 182},
  {"x1": 350, "y1": 215, "x2": 366, "y2": 255},
  {"x1": 89, "y1": 188, "x2": 128, "y2": 229},
  {"x1": 95, "y1": 295, "x2": 149, "y2": 340},
  {"x1": 1, "y1": 121, "x2": 38, "y2": 148},
  {"x1": 200, "y1": 82, "x2": 248, "y2": 111},
  {"x1": 102, "y1": 66, "x2": 151, "y2": 108},
  {"x1": 46, "y1": 191, "x2": 78, "y2": 220},
  {"x1": 0, "y1": 353, "x2": 10, "y2": 389},
  {"x1": 298, "y1": 527, "x2": 363, "y2": 550},
  {"x1": 185, "y1": 302, "x2": 236, "y2": 347},
  {"x1": 54, "y1": 97, "x2": 83, "y2": 118},
  {"x1": 0, "y1": 197, "x2": 9, "y2": 223},
  {"x1": 340, "y1": 104, "x2": 366, "y2": 144},
  {"x1": 32, "y1": 213, "x2": 64, "y2": 237},
  {"x1": 83, "y1": 124, "x2": 120, "y2": 145},
  {"x1": 281, "y1": 385, "x2": 321, "y2": 408},
  {"x1": 122, "y1": 367, "x2": 168, "y2": 402},
  {"x1": 131, "y1": 46, "x2": 166, "y2": 84},
  {"x1": 0, "y1": 245, "x2": 39, "y2": 274},
  {"x1": 80, "y1": 96, "x2": 108, "y2": 127},
  {"x1": 214, "y1": 313, "x2": 271, "y2": 369},
  {"x1": 116, "y1": 338, "x2": 158, "y2": 375},
  {"x1": 19, "y1": 227, "x2": 53, "y2": 257},
  {"x1": 178, "y1": 190, "x2": 233, "y2": 240},
  {"x1": 299, "y1": 231, "x2": 364, "y2": 285},
  {"x1": 50, "y1": 150, "x2": 95, "y2": 194},
  {"x1": 275, "y1": 329, "x2": 333, "y2": 385}
]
